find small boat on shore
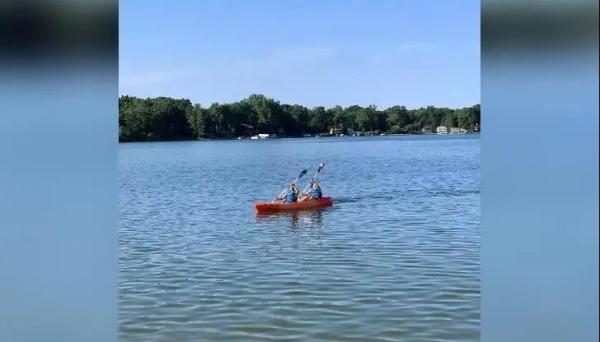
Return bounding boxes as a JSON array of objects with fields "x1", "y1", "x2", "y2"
[{"x1": 255, "y1": 197, "x2": 334, "y2": 213}]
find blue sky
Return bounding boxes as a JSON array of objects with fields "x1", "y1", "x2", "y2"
[{"x1": 120, "y1": 0, "x2": 479, "y2": 109}]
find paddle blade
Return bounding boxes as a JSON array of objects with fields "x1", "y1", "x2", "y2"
[
  {"x1": 298, "y1": 169, "x2": 308, "y2": 178},
  {"x1": 317, "y1": 162, "x2": 325, "y2": 173}
]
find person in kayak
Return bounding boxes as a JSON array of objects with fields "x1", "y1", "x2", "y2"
[
  {"x1": 284, "y1": 183, "x2": 300, "y2": 203},
  {"x1": 300, "y1": 180, "x2": 322, "y2": 201}
]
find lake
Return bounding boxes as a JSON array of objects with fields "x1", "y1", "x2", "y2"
[{"x1": 119, "y1": 135, "x2": 480, "y2": 341}]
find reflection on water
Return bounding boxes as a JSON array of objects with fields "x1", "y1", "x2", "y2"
[
  {"x1": 120, "y1": 135, "x2": 480, "y2": 342},
  {"x1": 256, "y1": 209, "x2": 326, "y2": 230}
]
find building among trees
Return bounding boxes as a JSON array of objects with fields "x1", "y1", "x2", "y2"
[{"x1": 119, "y1": 94, "x2": 480, "y2": 142}]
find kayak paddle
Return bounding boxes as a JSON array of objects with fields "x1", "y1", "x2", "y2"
[
  {"x1": 301, "y1": 162, "x2": 325, "y2": 195},
  {"x1": 312, "y1": 162, "x2": 325, "y2": 179},
  {"x1": 274, "y1": 169, "x2": 307, "y2": 202}
]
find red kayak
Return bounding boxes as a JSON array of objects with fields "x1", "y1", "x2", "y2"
[{"x1": 255, "y1": 197, "x2": 334, "y2": 213}]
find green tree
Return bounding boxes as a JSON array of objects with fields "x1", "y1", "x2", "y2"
[
  {"x1": 354, "y1": 106, "x2": 371, "y2": 131},
  {"x1": 309, "y1": 106, "x2": 330, "y2": 133},
  {"x1": 118, "y1": 94, "x2": 480, "y2": 141},
  {"x1": 282, "y1": 104, "x2": 310, "y2": 136},
  {"x1": 186, "y1": 104, "x2": 206, "y2": 139},
  {"x1": 118, "y1": 96, "x2": 193, "y2": 141},
  {"x1": 244, "y1": 94, "x2": 282, "y2": 133},
  {"x1": 444, "y1": 111, "x2": 457, "y2": 128},
  {"x1": 386, "y1": 106, "x2": 409, "y2": 127}
]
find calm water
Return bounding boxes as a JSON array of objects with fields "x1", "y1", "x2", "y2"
[{"x1": 119, "y1": 135, "x2": 480, "y2": 341}]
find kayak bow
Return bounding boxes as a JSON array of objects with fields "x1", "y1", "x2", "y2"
[{"x1": 255, "y1": 197, "x2": 333, "y2": 213}]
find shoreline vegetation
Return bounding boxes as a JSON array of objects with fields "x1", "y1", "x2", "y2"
[{"x1": 119, "y1": 94, "x2": 480, "y2": 142}]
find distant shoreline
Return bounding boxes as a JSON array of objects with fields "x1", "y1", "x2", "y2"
[
  {"x1": 119, "y1": 94, "x2": 480, "y2": 143},
  {"x1": 118, "y1": 131, "x2": 480, "y2": 143}
]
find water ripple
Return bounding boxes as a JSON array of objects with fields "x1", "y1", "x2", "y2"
[{"x1": 120, "y1": 136, "x2": 480, "y2": 341}]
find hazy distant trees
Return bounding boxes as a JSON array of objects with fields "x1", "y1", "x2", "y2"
[{"x1": 119, "y1": 94, "x2": 480, "y2": 142}]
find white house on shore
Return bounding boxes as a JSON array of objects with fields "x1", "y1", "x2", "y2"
[
  {"x1": 250, "y1": 133, "x2": 272, "y2": 140},
  {"x1": 450, "y1": 127, "x2": 467, "y2": 134},
  {"x1": 436, "y1": 126, "x2": 448, "y2": 134}
]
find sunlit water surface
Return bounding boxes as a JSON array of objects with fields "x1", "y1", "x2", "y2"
[{"x1": 120, "y1": 135, "x2": 480, "y2": 341}]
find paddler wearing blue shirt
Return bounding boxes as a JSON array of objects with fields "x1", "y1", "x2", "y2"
[
  {"x1": 285, "y1": 183, "x2": 300, "y2": 203},
  {"x1": 300, "y1": 180, "x2": 322, "y2": 201}
]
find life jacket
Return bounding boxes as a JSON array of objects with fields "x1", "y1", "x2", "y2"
[
  {"x1": 309, "y1": 185, "x2": 322, "y2": 198},
  {"x1": 286, "y1": 189, "x2": 298, "y2": 202},
  {"x1": 313, "y1": 187, "x2": 322, "y2": 198}
]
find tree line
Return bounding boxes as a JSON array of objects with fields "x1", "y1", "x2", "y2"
[{"x1": 119, "y1": 94, "x2": 480, "y2": 142}]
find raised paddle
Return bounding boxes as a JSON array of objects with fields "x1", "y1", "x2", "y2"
[
  {"x1": 312, "y1": 162, "x2": 325, "y2": 179},
  {"x1": 273, "y1": 169, "x2": 307, "y2": 202},
  {"x1": 301, "y1": 162, "x2": 325, "y2": 195}
]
